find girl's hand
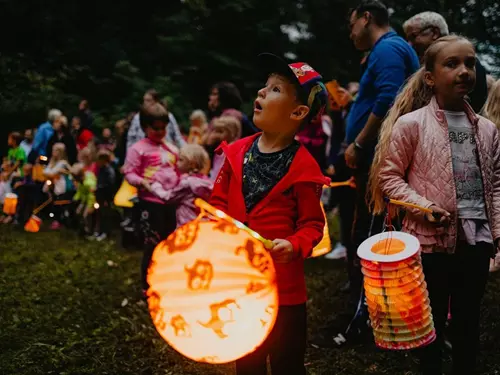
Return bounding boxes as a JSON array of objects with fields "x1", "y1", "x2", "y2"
[
  {"x1": 426, "y1": 205, "x2": 451, "y2": 227},
  {"x1": 270, "y1": 239, "x2": 297, "y2": 263},
  {"x1": 140, "y1": 179, "x2": 152, "y2": 192}
]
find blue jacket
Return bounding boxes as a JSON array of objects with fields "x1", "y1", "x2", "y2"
[
  {"x1": 345, "y1": 31, "x2": 419, "y2": 148},
  {"x1": 32, "y1": 122, "x2": 54, "y2": 157}
]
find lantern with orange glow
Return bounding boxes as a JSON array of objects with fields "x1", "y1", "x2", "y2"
[
  {"x1": 3, "y1": 193, "x2": 18, "y2": 215},
  {"x1": 357, "y1": 231, "x2": 436, "y2": 350},
  {"x1": 114, "y1": 180, "x2": 138, "y2": 208},
  {"x1": 147, "y1": 199, "x2": 278, "y2": 364},
  {"x1": 310, "y1": 202, "x2": 331, "y2": 257}
]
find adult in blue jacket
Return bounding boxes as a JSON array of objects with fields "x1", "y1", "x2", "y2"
[
  {"x1": 312, "y1": 0, "x2": 419, "y2": 349},
  {"x1": 29, "y1": 109, "x2": 62, "y2": 163}
]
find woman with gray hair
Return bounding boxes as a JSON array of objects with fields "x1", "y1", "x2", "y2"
[
  {"x1": 28, "y1": 108, "x2": 62, "y2": 163},
  {"x1": 403, "y1": 11, "x2": 488, "y2": 112}
]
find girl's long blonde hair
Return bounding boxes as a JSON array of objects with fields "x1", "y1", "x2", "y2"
[
  {"x1": 49, "y1": 142, "x2": 68, "y2": 166},
  {"x1": 483, "y1": 79, "x2": 500, "y2": 129},
  {"x1": 368, "y1": 35, "x2": 473, "y2": 214}
]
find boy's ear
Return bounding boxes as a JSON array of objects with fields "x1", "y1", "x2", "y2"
[{"x1": 290, "y1": 105, "x2": 310, "y2": 122}]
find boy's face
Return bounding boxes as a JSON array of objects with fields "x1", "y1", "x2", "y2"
[
  {"x1": 23, "y1": 164, "x2": 32, "y2": 176},
  {"x1": 102, "y1": 128, "x2": 111, "y2": 139},
  {"x1": 253, "y1": 74, "x2": 309, "y2": 133}
]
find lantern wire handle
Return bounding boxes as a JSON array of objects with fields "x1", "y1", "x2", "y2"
[
  {"x1": 329, "y1": 177, "x2": 356, "y2": 189},
  {"x1": 194, "y1": 199, "x2": 275, "y2": 250}
]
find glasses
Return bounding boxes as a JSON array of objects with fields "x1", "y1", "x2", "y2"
[{"x1": 407, "y1": 26, "x2": 433, "y2": 43}]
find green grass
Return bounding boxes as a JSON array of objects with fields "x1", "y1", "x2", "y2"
[{"x1": 1, "y1": 226, "x2": 500, "y2": 375}]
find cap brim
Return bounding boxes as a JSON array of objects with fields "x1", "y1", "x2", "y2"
[{"x1": 257, "y1": 53, "x2": 301, "y2": 86}]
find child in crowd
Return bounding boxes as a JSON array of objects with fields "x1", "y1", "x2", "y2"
[
  {"x1": 97, "y1": 127, "x2": 116, "y2": 153},
  {"x1": 6, "y1": 132, "x2": 27, "y2": 178},
  {"x1": 20, "y1": 129, "x2": 34, "y2": 157},
  {"x1": 369, "y1": 36, "x2": 500, "y2": 375},
  {"x1": 78, "y1": 147, "x2": 98, "y2": 175},
  {"x1": 92, "y1": 150, "x2": 116, "y2": 241},
  {"x1": 150, "y1": 144, "x2": 212, "y2": 227},
  {"x1": 187, "y1": 110, "x2": 209, "y2": 144},
  {"x1": 210, "y1": 53, "x2": 330, "y2": 374},
  {"x1": 124, "y1": 103, "x2": 178, "y2": 293},
  {"x1": 71, "y1": 163, "x2": 97, "y2": 236},
  {"x1": 43, "y1": 143, "x2": 73, "y2": 230},
  {"x1": 205, "y1": 115, "x2": 241, "y2": 181},
  {"x1": 13, "y1": 164, "x2": 36, "y2": 226}
]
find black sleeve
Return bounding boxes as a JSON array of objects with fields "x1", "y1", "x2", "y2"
[{"x1": 468, "y1": 59, "x2": 488, "y2": 113}]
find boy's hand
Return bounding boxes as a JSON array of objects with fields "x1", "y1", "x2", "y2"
[
  {"x1": 425, "y1": 205, "x2": 451, "y2": 227},
  {"x1": 13, "y1": 181, "x2": 23, "y2": 189},
  {"x1": 270, "y1": 239, "x2": 297, "y2": 263}
]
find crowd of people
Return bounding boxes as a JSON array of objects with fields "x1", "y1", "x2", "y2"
[{"x1": 3, "y1": 1, "x2": 500, "y2": 374}]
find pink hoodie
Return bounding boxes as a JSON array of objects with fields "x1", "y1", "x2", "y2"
[
  {"x1": 151, "y1": 173, "x2": 213, "y2": 227},
  {"x1": 123, "y1": 138, "x2": 178, "y2": 204}
]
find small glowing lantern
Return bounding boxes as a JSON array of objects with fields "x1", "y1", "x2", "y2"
[
  {"x1": 3, "y1": 193, "x2": 18, "y2": 215},
  {"x1": 24, "y1": 215, "x2": 42, "y2": 233},
  {"x1": 147, "y1": 199, "x2": 278, "y2": 364},
  {"x1": 357, "y1": 231, "x2": 436, "y2": 350},
  {"x1": 310, "y1": 202, "x2": 331, "y2": 258},
  {"x1": 114, "y1": 180, "x2": 138, "y2": 208}
]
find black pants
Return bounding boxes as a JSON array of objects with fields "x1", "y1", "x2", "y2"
[
  {"x1": 52, "y1": 191, "x2": 75, "y2": 224},
  {"x1": 418, "y1": 242, "x2": 492, "y2": 375},
  {"x1": 235, "y1": 304, "x2": 307, "y2": 375},
  {"x1": 138, "y1": 200, "x2": 176, "y2": 291},
  {"x1": 350, "y1": 166, "x2": 384, "y2": 305},
  {"x1": 15, "y1": 184, "x2": 37, "y2": 225}
]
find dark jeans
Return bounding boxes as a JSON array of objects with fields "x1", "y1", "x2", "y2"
[
  {"x1": 418, "y1": 242, "x2": 492, "y2": 375},
  {"x1": 15, "y1": 183, "x2": 37, "y2": 225},
  {"x1": 350, "y1": 165, "x2": 384, "y2": 305},
  {"x1": 52, "y1": 191, "x2": 75, "y2": 225},
  {"x1": 138, "y1": 199, "x2": 176, "y2": 291},
  {"x1": 235, "y1": 304, "x2": 307, "y2": 375}
]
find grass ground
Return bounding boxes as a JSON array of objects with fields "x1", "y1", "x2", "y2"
[{"x1": 1, "y1": 226, "x2": 500, "y2": 375}]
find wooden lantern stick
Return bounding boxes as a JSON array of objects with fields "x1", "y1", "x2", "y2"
[{"x1": 195, "y1": 198, "x2": 275, "y2": 250}]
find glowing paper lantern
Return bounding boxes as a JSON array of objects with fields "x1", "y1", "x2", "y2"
[
  {"x1": 114, "y1": 180, "x2": 137, "y2": 208},
  {"x1": 24, "y1": 215, "x2": 41, "y2": 233},
  {"x1": 357, "y1": 231, "x2": 436, "y2": 350},
  {"x1": 310, "y1": 202, "x2": 331, "y2": 258},
  {"x1": 147, "y1": 203, "x2": 278, "y2": 364},
  {"x1": 3, "y1": 193, "x2": 18, "y2": 215}
]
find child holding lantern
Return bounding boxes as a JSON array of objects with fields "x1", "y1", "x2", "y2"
[
  {"x1": 369, "y1": 36, "x2": 500, "y2": 375},
  {"x1": 123, "y1": 103, "x2": 178, "y2": 294},
  {"x1": 210, "y1": 53, "x2": 330, "y2": 374}
]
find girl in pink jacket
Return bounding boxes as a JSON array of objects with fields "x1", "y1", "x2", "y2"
[
  {"x1": 123, "y1": 103, "x2": 178, "y2": 293},
  {"x1": 150, "y1": 144, "x2": 213, "y2": 227},
  {"x1": 369, "y1": 36, "x2": 500, "y2": 375}
]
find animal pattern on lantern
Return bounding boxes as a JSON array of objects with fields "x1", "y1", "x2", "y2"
[
  {"x1": 260, "y1": 304, "x2": 275, "y2": 328},
  {"x1": 213, "y1": 221, "x2": 240, "y2": 235},
  {"x1": 246, "y1": 282, "x2": 267, "y2": 294},
  {"x1": 198, "y1": 299, "x2": 241, "y2": 339},
  {"x1": 148, "y1": 290, "x2": 167, "y2": 330},
  {"x1": 235, "y1": 240, "x2": 270, "y2": 274},
  {"x1": 170, "y1": 315, "x2": 191, "y2": 337},
  {"x1": 185, "y1": 260, "x2": 214, "y2": 290},
  {"x1": 163, "y1": 221, "x2": 200, "y2": 253}
]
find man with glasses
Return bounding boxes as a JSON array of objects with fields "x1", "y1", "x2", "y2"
[{"x1": 403, "y1": 11, "x2": 488, "y2": 112}]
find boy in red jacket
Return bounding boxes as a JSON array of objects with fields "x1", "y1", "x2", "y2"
[{"x1": 210, "y1": 53, "x2": 330, "y2": 374}]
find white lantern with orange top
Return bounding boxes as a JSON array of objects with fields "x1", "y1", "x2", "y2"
[{"x1": 147, "y1": 199, "x2": 278, "y2": 364}]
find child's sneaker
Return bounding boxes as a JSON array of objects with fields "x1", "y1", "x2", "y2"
[
  {"x1": 95, "y1": 233, "x2": 108, "y2": 242},
  {"x1": 50, "y1": 221, "x2": 62, "y2": 230},
  {"x1": 324, "y1": 242, "x2": 347, "y2": 260}
]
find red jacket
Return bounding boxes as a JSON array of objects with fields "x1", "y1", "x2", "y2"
[{"x1": 210, "y1": 134, "x2": 330, "y2": 305}]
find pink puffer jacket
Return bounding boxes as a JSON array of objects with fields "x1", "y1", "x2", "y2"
[{"x1": 378, "y1": 97, "x2": 500, "y2": 253}]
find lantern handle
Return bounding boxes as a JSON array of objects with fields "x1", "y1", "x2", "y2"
[
  {"x1": 194, "y1": 199, "x2": 275, "y2": 250},
  {"x1": 329, "y1": 177, "x2": 356, "y2": 189}
]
